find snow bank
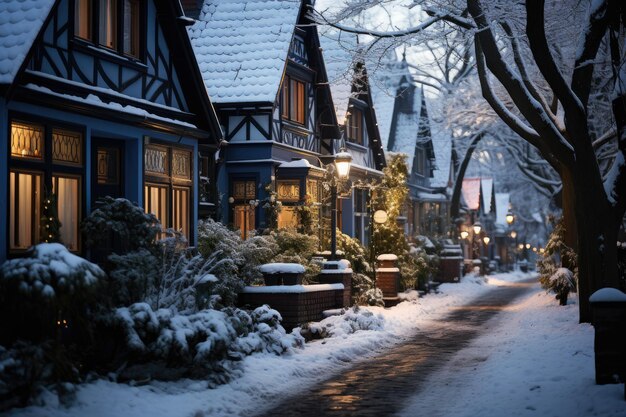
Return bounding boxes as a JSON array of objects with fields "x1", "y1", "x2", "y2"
[{"x1": 259, "y1": 263, "x2": 306, "y2": 274}]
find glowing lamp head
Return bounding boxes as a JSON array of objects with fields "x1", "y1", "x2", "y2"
[
  {"x1": 460, "y1": 230, "x2": 469, "y2": 239},
  {"x1": 518, "y1": 244, "x2": 524, "y2": 250},
  {"x1": 334, "y1": 150, "x2": 352, "y2": 179},
  {"x1": 510, "y1": 230, "x2": 517, "y2": 239},
  {"x1": 506, "y1": 212, "x2": 514, "y2": 225},
  {"x1": 483, "y1": 236, "x2": 490, "y2": 245},
  {"x1": 525, "y1": 243, "x2": 531, "y2": 249},
  {"x1": 472, "y1": 222, "x2": 482, "y2": 235}
]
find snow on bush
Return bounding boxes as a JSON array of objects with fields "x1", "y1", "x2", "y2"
[
  {"x1": 0, "y1": 243, "x2": 104, "y2": 299},
  {"x1": 549, "y1": 267, "x2": 576, "y2": 305},
  {"x1": 303, "y1": 306, "x2": 385, "y2": 339},
  {"x1": 112, "y1": 303, "x2": 303, "y2": 383}
]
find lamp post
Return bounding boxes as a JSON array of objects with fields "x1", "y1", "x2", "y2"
[
  {"x1": 330, "y1": 149, "x2": 352, "y2": 260},
  {"x1": 472, "y1": 221, "x2": 482, "y2": 259}
]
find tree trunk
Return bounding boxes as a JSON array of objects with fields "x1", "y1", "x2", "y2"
[{"x1": 571, "y1": 161, "x2": 620, "y2": 323}]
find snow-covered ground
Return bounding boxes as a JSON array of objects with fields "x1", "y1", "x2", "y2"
[{"x1": 7, "y1": 272, "x2": 625, "y2": 417}]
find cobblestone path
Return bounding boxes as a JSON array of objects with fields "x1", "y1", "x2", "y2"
[{"x1": 256, "y1": 278, "x2": 537, "y2": 417}]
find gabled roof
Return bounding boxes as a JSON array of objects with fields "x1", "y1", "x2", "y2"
[
  {"x1": 0, "y1": 0, "x2": 56, "y2": 86},
  {"x1": 481, "y1": 178, "x2": 494, "y2": 214},
  {"x1": 188, "y1": 0, "x2": 302, "y2": 104},
  {"x1": 430, "y1": 123, "x2": 452, "y2": 189},
  {"x1": 368, "y1": 50, "x2": 414, "y2": 150},
  {"x1": 461, "y1": 178, "x2": 481, "y2": 211},
  {"x1": 318, "y1": 30, "x2": 358, "y2": 124},
  {"x1": 392, "y1": 90, "x2": 423, "y2": 173}
]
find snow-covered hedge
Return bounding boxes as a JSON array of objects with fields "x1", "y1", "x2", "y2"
[
  {"x1": 112, "y1": 303, "x2": 303, "y2": 383},
  {"x1": 0, "y1": 244, "x2": 105, "y2": 344},
  {"x1": 302, "y1": 306, "x2": 384, "y2": 340}
]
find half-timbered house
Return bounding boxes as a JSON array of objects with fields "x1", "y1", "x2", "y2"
[
  {"x1": 319, "y1": 30, "x2": 386, "y2": 246},
  {"x1": 0, "y1": 0, "x2": 222, "y2": 262},
  {"x1": 187, "y1": 0, "x2": 340, "y2": 239},
  {"x1": 370, "y1": 51, "x2": 450, "y2": 240}
]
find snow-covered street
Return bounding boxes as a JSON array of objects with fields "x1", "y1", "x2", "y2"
[{"x1": 6, "y1": 271, "x2": 624, "y2": 417}]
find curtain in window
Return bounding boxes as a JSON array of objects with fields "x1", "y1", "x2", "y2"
[
  {"x1": 54, "y1": 176, "x2": 80, "y2": 251},
  {"x1": 9, "y1": 172, "x2": 42, "y2": 249},
  {"x1": 99, "y1": 0, "x2": 117, "y2": 49}
]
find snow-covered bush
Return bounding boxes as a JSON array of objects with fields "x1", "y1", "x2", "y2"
[
  {"x1": 351, "y1": 273, "x2": 384, "y2": 306},
  {"x1": 267, "y1": 229, "x2": 320, "y2": 283},
  {"x1": 0, "y1": 243, "x2": 105, "y2": 343},
  {"x1": 82, "y1": 197, "x2": 161, "y2": 251},
  {"x1": 336, "y1": 231, "x2": 371, "y2": 275},
  {"x1": 301, "y1": 306, "x2": 384, "y2": 340},
  {"x1": 148, "y1": 230, "x2": 236, "y2": 311},
  {"x1": 537, "y1": 217, "x2": 578, "y2": 305},
  {"x1": 112, "y1": 303, "x2": 303, "y2": 383},
  {"x1": 82, "y1": 197, "x2": 162, "y2": 306},
  {"x1": 549, "y1": 268, "x2": 576, "y2": 306},
  {"x1": 197, "y1": 219, "x2": 277, "y2": 287}
]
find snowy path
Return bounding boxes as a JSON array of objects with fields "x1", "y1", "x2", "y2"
[{"x1": 255, "y1": 278, "x2": 538, "y2": 417}]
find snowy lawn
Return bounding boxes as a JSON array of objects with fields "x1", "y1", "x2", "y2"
[{"x1": 7, "y1": 271, "x2": 624, "y2": 417}]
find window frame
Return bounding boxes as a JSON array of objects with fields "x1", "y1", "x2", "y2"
[
  {"x1": 346, "y1": 108, "x2": 364, "y2": 145},
  {"x1": 143, "y1": 142, "x2": 193, "y2": 241},
  {"x1": 281, "y1": 75, "x2": 307, "y2": 126},
  {"x1": 7, "y1": 116, "x2": 85, "y2": 255},
  {"x1": 73, "y1": 0, "x2": 144, "y2": 60},
  {"x1": 230, "y1": 178, "x2": 258, "y2": 239}
]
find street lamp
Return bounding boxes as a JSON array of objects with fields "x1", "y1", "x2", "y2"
[
  {"x1": 330, "y1": 149, "x2": 352, "y2": 260},
  {"x1": 460, "y1": 230, "x2": 469, "y2": 240},
  {"x1": 510, "y1": 230, "x2": 517, "y2": 239},
  {"x1": 472, "y1": 221, "x2": 482, "y2": 235},
  {"x1": 483, "y1": 236, "x2": 491, "y2": 245},
  {"x1": 506, "y1": 211, "x2": 514, "y2": 225}
]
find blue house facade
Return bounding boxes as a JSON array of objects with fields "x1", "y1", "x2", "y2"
[
  {"x1": 319, "y1": 31, "x2": 386, "y2": 246},
  {"x1": 188, "y1": 0, "x2": 340, "y2": 240},
  {"x1": 0, "y1": 0, "x2": 222, "y2": 263}
]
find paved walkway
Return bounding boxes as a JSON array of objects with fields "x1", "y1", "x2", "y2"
[{"x1": 256, "y1": 278, "x2": 538, "y2": 417}]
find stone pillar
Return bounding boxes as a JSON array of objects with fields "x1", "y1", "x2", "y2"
[
  {"x1": 376, "y1": 254, "x2": 400, "y2": 306},
  {"x1": 318, "y1": 260, "x2": 352, "y2": 308},
  {"x1": 590, "y1": 288, "x2": 626, "y2": 387}
]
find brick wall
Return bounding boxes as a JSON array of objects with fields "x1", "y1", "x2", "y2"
[{"x1": 238, "y1": 288, "x2": 344, "y2": 331}]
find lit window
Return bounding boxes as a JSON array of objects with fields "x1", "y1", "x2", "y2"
[
  {"x1": 99, "y1": 0, "x2": 118, "y2": 49},
  {"x1": 75, "y1": 0, "x2": 141, "y2": 58},
  {"x1": 277, "y1": 206, "x2": 298, "y2": 229},
  {"x1": 123, "y1": 0, "x2": 140, "y2": 57},
  {"x1": 11, "y1": 122, "x2": 43, "y2": 159},
  {"x1": 75, "y1": 0, "x2": 92, "y2": 41},
  {"x1": 9, "y1": 121, "x2": 83, "y2": 253},
  {"x1": 53, "y1": 175, "x2": 81, "y2": 251},
  {"x1": 144, "y1": 144, "x2": 192, "y2": 240},
  {"x1": 281, "y1": 75, "x2": 306, "y2": 125},
  {"x1": 9, "y1": 172, "x2": 42, "y2": 250},
  {"x1": 145, "y1": 183, "x2": 168, "y2": 229},
  {"x1": 347, "y1": 109, "x2": 363, "y2": 145}
]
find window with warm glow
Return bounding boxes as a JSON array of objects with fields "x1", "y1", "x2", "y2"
[
  {"x1": 144, "y1": 144, "x2": 192, "y2": 240},
  {"x1": 9, "y1": 172, "x2": 42, "y2": 250},
  {"x1": 277, "y1": 206, "x2": 298, "y2": 229},
  {"x1": 347, "y1": 109, "x2": 363, "y2": 145},
  {"x1": 75, "y1": 0, "x2": 141, "y2": 58},
  {"x1": 231, "y1": 179, "x2": 257, "y2": 239},
  {"x1": 75, "y1": 0, "x2": 92, "y2": 41},
  {"x1": 9, "y1": 121, "x2": 84, "y2": 253},
  {"x1": 281, "y1": 76, "x2": 306, "y2": 125},
  {"x1": 53, "y1": 175, "x2": 81, "y2": 251}
]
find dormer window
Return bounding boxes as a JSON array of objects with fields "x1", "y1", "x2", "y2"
[
  {"x1": 281, "y1": 75, "x2": 306, "y2": 125},
  {"x1": 74, "y1": 0, "x2": 141, "y2": 58},
  {"x1": 346, "y1": 109, "x2": 363, "y2": 145}
]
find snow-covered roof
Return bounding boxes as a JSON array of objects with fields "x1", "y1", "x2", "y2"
[
  {"x1": 430, "y1": 124, "x2": 452, "y2": 189},
  {"x1": 0, "y1": 0, "x2": 56, "y2": 85},
  {"x1": 495, "y1": 193, "x2": 510, "y2": 226},
  {"x1": 390, "y1": 91, "x2": 422, "y2": 173},
  {"x1": 368, "y1": 50, "x2": 410, "y2": 150},
  {"x1": 188, "y1": 0, "x2": 302, "y2": 104},
  {"x1": 318, "y1": 30, "x2": 358, "y2": 124},
  {"x1": 480, "y1": 178, "x2": 494, "y2": 214},
  {"x1": 461, "y1": 178, "x2": 481, "y2": 211}
]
